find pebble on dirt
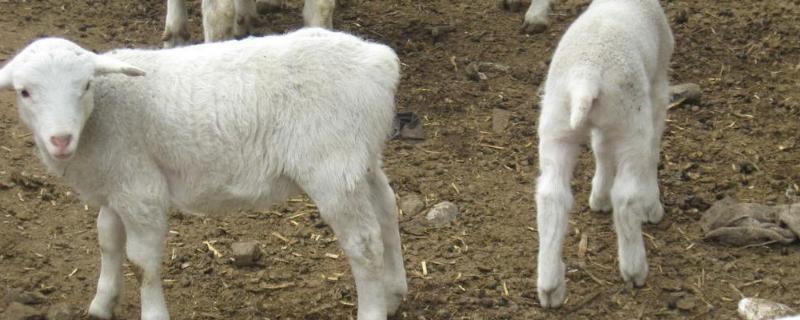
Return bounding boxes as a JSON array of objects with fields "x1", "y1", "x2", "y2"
[
  {"x1": 231, "y1": 241, "x2": 262, "y2": 267},
  {"x1": 424, "y1": 201, "x2": 459, "y2": 228},
  {"x1": 399, "y1": 193, "x2": 425, "y2": 215},
  {"x1": 1, "y1": 302, "x2": 43, "y2": 320},
  {"x1": 738, "y1": 298, "x2": 796, "y2": 320}
]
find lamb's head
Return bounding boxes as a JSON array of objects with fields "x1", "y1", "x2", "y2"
[{"x1": 0, "y1": 38, "x2": 144, "y2": 161}]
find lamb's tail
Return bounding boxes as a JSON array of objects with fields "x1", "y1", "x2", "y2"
[{"x1": 568, "y1": 69, "x2": 601, "y2": 130}]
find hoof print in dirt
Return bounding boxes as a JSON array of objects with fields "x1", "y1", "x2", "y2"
[
  {"x1": 2, "y1": 302, "x2": 43, "y2": 320},
  {"x1": 424, "y1": 201, "x2": 459, "y2": 228},
  {"x1": 393, "y1": 112, "x2": 425, "y2": 141},
  {"x1": 492, "y1": 108, "x2": 512, "y2": 134},
  {"x1": 231, "y1": 240, "x2": 262, "y2": 267},
  {"x1": 46, "y1": 303, "x2": 76, "y2": 320}
]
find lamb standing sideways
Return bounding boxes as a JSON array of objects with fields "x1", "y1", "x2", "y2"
[
  {"x1": 0, "y1": 28, "x2": 407, "y2": 320},
  {"x1": 534, "y1": 0, "x2": 673, "y2": 308}
]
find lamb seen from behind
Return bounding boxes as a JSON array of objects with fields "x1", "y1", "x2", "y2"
[
  {"x1": 0, "y1": 28, "x2": 407, "y2": 320},
  {"x1": 534, "y1": 0, "x2": 674, "y2": 308}
]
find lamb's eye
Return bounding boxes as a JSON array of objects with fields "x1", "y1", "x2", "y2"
[{"x1": 20, "y1": 89, "x2": 30, "y2": 98}]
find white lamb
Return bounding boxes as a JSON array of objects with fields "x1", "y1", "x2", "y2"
[
  {"x1": 534, "y1": 0, "x2": 673, "y2": 308},
  {"x1": 164, "y1": 0, "x2": 336, "y2": 48},
  {"x1": 0, "y1": 28, "x2": 407, "y2": 320},
  {"x1": 499, "y1": 0, "x2": 555, "y2": 33}
]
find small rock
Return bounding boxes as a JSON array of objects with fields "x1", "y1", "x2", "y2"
[
  {"x1": 670, "y1": 83, "x2": 702, "y2": 106},
  {"x1": 399, "y1": 194, "x2": 425, "y2": 215},
  {"x1": 179, "y1": 275, "x2": 192, "y2": 288},
  {"x1": 465, "y1": 62, "x2": 486, "y2": 81},
  {"x1": 676, "y1": 296, "x2": 697, "y2": 311},
  {"x1": 231, "y1": 241, "x2": 261, "y2": 267},
  {"x1": 46, "y1": 303, "x2": 75, "y2": 320},
  {"x1": 492, "y1": 108, "x2": 512, "y2": 134},
  {"x1": 424, "y1": 201, "x2": 459, "y2": 227},
  {"x1": 1, "y1": 302, "x2": 43, "y2": 320},
  {"x1": 738, "y1": 298, "x2": 795, "y2": 320}
]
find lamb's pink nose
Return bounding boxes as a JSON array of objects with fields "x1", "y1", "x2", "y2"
[{"x1": 50, "y1": 134, "x2": 72, "y2": 151}]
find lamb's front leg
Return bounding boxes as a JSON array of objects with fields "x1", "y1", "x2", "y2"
[
  {"x1": 163, "y1": 0, "x2": 190, "y2": 48},
  {"x1": 116, "y1": 201, "x2": 170, "y2": 320},
  {"x1": 233, "y1": 0, "x2": 257, "y2": 39},
  {"x1": 303, "y1": 0, "x2": 336, "y2": 29},
  {"x1": 88, "y1": 207, "x2": 126, "y2": 319}
]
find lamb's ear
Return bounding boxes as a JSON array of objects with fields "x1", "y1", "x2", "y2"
[
  {"x1": 0, "y1": 62, "x2": 11, "y2": 90},
  {"x1": 94, "y1": 54, "x2": 146, "y2": 77}
]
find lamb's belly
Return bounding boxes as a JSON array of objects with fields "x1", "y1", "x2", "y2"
[{"x1": 167, "y1": 175, "x2": 302, "y2": 216}]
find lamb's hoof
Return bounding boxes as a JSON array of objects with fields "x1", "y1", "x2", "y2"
[{"x1": 537, "y1": 282, "x2": 566, "y2": 308}]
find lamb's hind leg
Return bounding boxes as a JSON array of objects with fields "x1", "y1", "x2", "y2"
[
  {"x1": 306, "y1": 179, "x2": 387, "y2": 320},
  {"x1": 367, "y1": 168, "x2": 407, "y2": 315},
  {"x1": 589, "y1": 129, "x2": 615, "y2": 213},
  {"x1": 536, "y1": 134, "x2": 580, "y2": 308},
  {"x1": 610, "y1": 133, "x2": 660, "y2": 287}
]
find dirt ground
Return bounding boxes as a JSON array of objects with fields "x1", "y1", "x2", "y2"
[{"x1": 1, "y1": 0, "x2": 799, "y2": 319}]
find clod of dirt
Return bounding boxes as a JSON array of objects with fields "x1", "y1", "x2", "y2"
[
  {"x1": 492, "y1": 108, "x2": 512, "y2": 134},
  {"x1": 465, "y1": 62, "x2": 486, "y2": 81},
  {"x1": 738, "y1": 298, "x2": 796, "y2": 320},
  {"x1": 399, "y1": 193, "x2": 425, "y2": 215},
  {"x1": 681, "y1": 195, "x2": 711, "y2": 211},
  {"x1": 46, "y1": 303, "x2": 75, "y2": 320},
  {"x1": 428, "y1": 25, "x2": 456, "y2": 41},
  {"x1": 676, "y1": 295, "x2": 697, "y2": 311},
  {"x1": 231, "y1": 241, "x2": 261, "y2": 267},
  {"x1": 1, "y1": 302, "x2": 43, "y2": 320},
  {"x1": 669, "y1": 83, "x2": 702, "y2": 108},
  {"x1": 700, "y1": 197, "x2": 800, "y2": 246},
  {"x1": 465, "y1": 62, "x2": 511, "y2": 81},
  {"x1": 14, "y1": 291, "x2": 46, "y2": 305},
  {"x1": 424, "y1": 201, "x2": 459, "y2": 228},
  {"x1": 10, "y1": 171, "x2": 45, "y2": 190}
]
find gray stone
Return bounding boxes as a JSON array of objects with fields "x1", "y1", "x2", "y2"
[
  {"x1": 424, "y1": 201, "x2": 459, "y2": 227},
  {"x1": 231, "y1": 241, "x2": 261, "y2": 267}
]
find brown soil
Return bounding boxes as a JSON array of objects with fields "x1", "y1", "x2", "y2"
[{"x1": 1, "y1": 0, "x2": 799, "y2": 319}]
